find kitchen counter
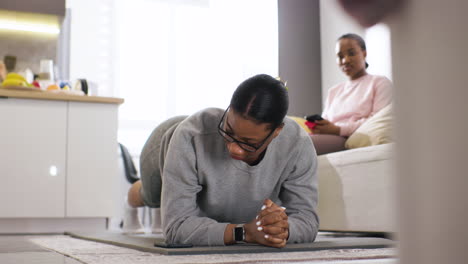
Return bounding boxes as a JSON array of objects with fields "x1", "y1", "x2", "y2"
[{"x1": 0, "y1": 87, "x2": 124, "y2": 104}]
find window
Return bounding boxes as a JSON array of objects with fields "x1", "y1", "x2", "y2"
[
  {"x1": 114, "y1": 0, "x2": 279, "y2": 156},
  {"x1": 68, "y1": 0, "x2": 278, "y2": 156},
  {"x1": 365, "y1": 23, "x2": 392, "y2": 80}
]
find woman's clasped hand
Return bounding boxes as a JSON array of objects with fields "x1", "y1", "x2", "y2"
[{"x1": 244, "y1": 199, "x2": 289, "y2": 248}]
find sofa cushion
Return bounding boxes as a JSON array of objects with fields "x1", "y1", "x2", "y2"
[
  {"x1": 345, "y1": 104, "x2": 393, "y2": 149},
  {"x1": 287, "y1": 116, "x2": 312, "y2": 134}
]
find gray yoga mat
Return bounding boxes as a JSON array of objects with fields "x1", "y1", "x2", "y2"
[{"x1": 65, "y1": 231, "x2": 394, "y2": 255}]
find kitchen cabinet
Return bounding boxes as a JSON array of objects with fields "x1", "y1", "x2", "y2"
[
  {"x1": 0, "y1": 0, "x2": 65, "y2": 17},
  {"x1": 66, "y1": 101, "x2": 118, "y2": 217},
  {"x1": 0, "y1": 90, "x2": 123, "y2": 223},
  {"x1": 0, "y1": 99, "x2": 67, "y2": 217}
]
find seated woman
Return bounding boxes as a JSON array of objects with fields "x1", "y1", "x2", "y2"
[
  {"x1": 310, "y1": 33, "x2": 393, "y2": 155},
  {"x1": 123, "y1": 74, "x2": 319, "y2": 248}
]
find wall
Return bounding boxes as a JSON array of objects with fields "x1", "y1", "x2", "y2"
[
  {"x1": 0, "y1": 30, "x2": 57, "y2": 74},
  {"x1": 0, "y1": 9, "x2": 64, "y2": 78},
  {"x1": 0, "y1": 0, "x2": 65, "y2": 16},
  {"x1": 389, "y1": 0, "x2": 468, "y2": 263},
  {"x1": 319, "y1": 0, "x2": 364, "y2": 103},
  {"x1": 278, "y1": 0, "x2": 322, "y2": 117}
]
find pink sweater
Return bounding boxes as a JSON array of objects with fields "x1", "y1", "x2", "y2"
[{"x1": 322, "y1": 74, "x2": 393, "y2": 137}]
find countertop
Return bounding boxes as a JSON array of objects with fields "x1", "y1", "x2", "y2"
[{"x1": 0, "y1": 87, "x2": 124, "y2": 104}]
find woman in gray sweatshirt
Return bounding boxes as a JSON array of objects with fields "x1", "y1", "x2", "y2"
[{"x1": 125, "y1": 74, "x2": 319, "y2": 248}]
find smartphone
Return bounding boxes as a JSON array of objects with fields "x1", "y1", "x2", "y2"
[
  {"x1": 305, "y1": 114, "x2": 324, "y2": 122},
  {"x1": 154, "y1": 241, "x2": 193, "y2": 248}
]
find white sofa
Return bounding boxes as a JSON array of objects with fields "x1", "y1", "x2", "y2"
[{"x1": 316, "y1": 143, "x2": 396, "y2": 233}]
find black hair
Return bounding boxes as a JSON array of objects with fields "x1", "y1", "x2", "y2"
[
  {"x1": 230, "y1": 74, "x2": 288, "y2": 130},
  {"x1": 338, "y1": 33, "x2": 369, "y2": 69}
]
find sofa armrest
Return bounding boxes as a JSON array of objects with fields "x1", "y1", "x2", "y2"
[{"x1": 317, "y1": 143, "x2": 396, "y2": 233}]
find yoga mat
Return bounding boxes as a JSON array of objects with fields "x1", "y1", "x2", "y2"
[{"x1": 65, "y1": 231, "x2": 394, "y2": 256}]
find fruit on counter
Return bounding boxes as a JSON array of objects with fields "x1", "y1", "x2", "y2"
[
  {"x1": 62, "y1": 85, "x2": 70, "y2": 90},
  {"x1": 46, "y1": 84, "x2": 60, "y2": 90},
  {"x1": 31, "y1": 80, "x2": 41, "y2": 88},
  {"x1": 1, "y1": 72, "x2": 33, "y2": 88},
  {"x1": 5, "y1": 73, "x2": 27, "y2": 82},
  {"x1": 59, "y1": 81, "x2": 71, "y2": 89},
  {"x1": 2, "y1": 78, "x2": 28, "y2": 87}
]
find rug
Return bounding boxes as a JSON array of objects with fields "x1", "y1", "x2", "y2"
[
  {"x1": 29, "y1": 234, "x2": 397, "y2": 264},
  {"x1": 64, "y1": 231, "x2": 394, "y2": 256}
]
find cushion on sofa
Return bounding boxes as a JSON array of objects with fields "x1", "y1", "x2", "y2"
[
  {"x1": 345, "y1": 104, "x2": 393, "y2": 149},
  {"x1": 287, "y1": 116, "x2": 312, "y2": 134}
]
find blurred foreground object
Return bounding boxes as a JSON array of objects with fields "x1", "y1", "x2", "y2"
[{"x1": 338, "y1": 0, "x2": 403, "y2": 27}]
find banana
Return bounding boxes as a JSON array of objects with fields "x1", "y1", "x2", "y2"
[
  {"x1": 5, "y1": 72, "x2": 27, "y2": 82},
  {"x1": 1, "y1": 72, "x2": 33, "y2": 88},
  {"x1": 2, "y1": 78, "x2": 28, "y2": 87}
]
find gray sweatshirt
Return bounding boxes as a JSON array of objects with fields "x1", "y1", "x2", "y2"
[{"x1": 160, "y1": 108, "x2": 319, "y2": 246}]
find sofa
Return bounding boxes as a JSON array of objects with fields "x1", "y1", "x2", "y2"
[
  {"x1": 291, "y1": 104, "x2": 396, "y2": 233},
  {"x1": 316, "y1": 143, "x2": 396, "y2": 233}
]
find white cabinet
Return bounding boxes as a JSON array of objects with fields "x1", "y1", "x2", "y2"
[
  {"x1": 0, "y1": 97, "x2": 118, "y2": 219},
  {"x1": 66, "y1": 102, "x2": 118, "y2": 217},
  {"x1": 0, "y1": 98, "x2": 67, "y2": 217}
]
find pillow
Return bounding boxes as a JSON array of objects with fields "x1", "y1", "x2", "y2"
[
  {"x1": 345, "y1": 104, "x2": 393, "y2": 149},
  {"x1": 287, "y1": 116, "x2": 312, "y2": 134}
]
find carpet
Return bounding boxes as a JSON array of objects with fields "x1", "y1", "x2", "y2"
[
  {"x1": 64, "y1": 231, "x2": 394, "y2": 255},
  {"x1": 29, "y1": 234, "x2": 397, "y2": 264}
]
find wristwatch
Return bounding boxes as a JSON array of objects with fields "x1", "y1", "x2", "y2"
[{"x1": 233, "y1": 224, "x2": 245, "y2": 243}]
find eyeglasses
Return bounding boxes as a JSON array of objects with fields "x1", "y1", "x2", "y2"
[{"x1": 217, "y1": 107, "x2": 276, "y2": 153}]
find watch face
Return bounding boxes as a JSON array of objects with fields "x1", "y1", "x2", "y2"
[{"x1": 234, "y1": 226, "x2": 244, "y2": 242}]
